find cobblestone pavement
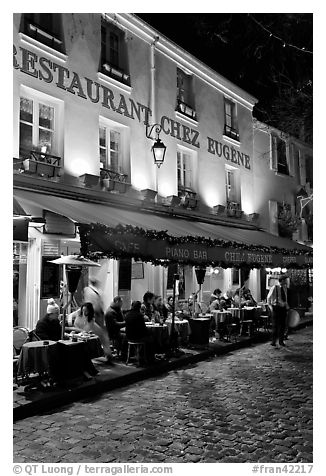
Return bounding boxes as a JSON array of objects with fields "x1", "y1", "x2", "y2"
[{"x1": 13, "y1": 327, "x2": 313, "y2": 463}]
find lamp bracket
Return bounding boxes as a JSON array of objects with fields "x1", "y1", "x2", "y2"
[{"x1": 146, "y1": 123, "x2": 162, "y2": 141}]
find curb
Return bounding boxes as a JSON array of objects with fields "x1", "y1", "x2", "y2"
[{"x1": 13, "y1": 319, "x2": 312, "y2": 421}]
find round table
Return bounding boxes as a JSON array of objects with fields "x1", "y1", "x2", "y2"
[
  {"x1": 212, "y1": 310, "x2": 232, "y2": 327},
  {"x1": 145, "y1": 323, "x2": 169, "y2": 353},
  {"x1": 18, "y1": 340, "x2": 57, "y2": 376},
  {"x1": 189, "y1": 318, "x2": 210, "y2": 345},
  {"x1": 165, "y1": 319, "x2": 191, "y2": 343}
]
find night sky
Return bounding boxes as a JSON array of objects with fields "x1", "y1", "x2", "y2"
[{"x1": 137, "y1": 13, "x2": 313, "y2": 142}]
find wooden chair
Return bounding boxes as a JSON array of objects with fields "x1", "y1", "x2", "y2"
[
  {"x1": 13, "y1": 326, "x2": 29, "y2": 355},
  {"x1": 126, "y1": 341, "x2": 146, "y2": 367}
]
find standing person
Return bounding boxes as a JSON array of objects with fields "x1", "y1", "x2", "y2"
[
  {"x1": 141, "y1": 291, "x2": 155, "y2": 321},
  {"x1": 267, "y1": 275, "x2": 289, "y2": 347},
  {"x1": 105, "y1": 296, "x2": 126, "y2": 352},
  {"x1": 83, "y1": 278, "x2": 105, "y2": 328}
]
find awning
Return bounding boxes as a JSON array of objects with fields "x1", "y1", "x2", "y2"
[{"x1": 14, "y1": 189, "x2": 313, "y2": 268}]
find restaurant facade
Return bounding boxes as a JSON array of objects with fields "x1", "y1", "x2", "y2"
[{"x1": 13, "y1": 13, "x2": 313, "y2": 329}]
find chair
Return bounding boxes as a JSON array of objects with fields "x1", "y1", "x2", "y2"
[
  {"x1": 13, "y1": 326, "x2": 29, "y2": 355},
  {"x1": 126, "y1": 341, "x2": 146, "y2": 366}
]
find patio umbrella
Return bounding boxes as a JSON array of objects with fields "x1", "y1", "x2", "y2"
[{"x1": 48, "y1": 255, "x2": 101, "y2": 338}]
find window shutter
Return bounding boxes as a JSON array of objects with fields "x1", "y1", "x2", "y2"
[
  {"x1": 270, "y1": 135, "x2": 278, "y2": 171},
  {"x1": 288, "y1": 143, "x2": 294, "y2": 176}
]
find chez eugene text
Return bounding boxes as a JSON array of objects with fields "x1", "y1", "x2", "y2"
[{"x1": 14, "y1": 45, "x2": 251, "y2": 170}]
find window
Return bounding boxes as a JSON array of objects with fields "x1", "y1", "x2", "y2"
[
  {"x1": 271, "y1": 135, "x2": 289, "y2": 175},
  {"x1": 225, "y1": 167, "x2": 240, "y2": 203},
  {"x1": 176, "y1": 68, "x2": 196, "y2": 119},
  {"x1": 19, "y1": 96, "x2": 55, "y2": 156},
  {"x1": 100, "y1": 22, "x2": 129, "y2": 84},
  {"x1": 224, "y1": 99, "x2": 239, "y2": 141},
  {"x1": 99, "y1": 125, "x2": 122, "y2": 173},
  {"x1": 177, "y1": 150, "x2": 193, "y2": 190},
  {"x1": 20, "y1": 13, "x2": 64, "y2": 53}
]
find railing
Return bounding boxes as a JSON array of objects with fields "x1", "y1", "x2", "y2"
[
  {"x1": 176, "y1": 98, "x2": 197, "y2": 121},
  {"x1": 100, "y1": 167, "x2": 129, "y2": 193},
  {"x1": 23, "y1": 16, "x2": 63, "y2": 51},
  {"x1": 15, "y1": 149, "x2": 61, "y2": 178},
  {"x1": 224, "y1": 124, "x2": 240, "y2": 141},
  {"x1": 178, "y1": 185, "x2": 197, "y2": 209},
  {"x1": 101, "y1": 61, "x2": 130, "y2": 84},
  {"x1": 226, "y1": 200, "x2": 243, "y2": 218},
  {"x1": 100, "y1": 168, "x2": 128, "y2": 183}
]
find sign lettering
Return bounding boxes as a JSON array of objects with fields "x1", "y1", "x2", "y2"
[{"x1": 14, "y1": 44, "x2": 252, "y2": 169}]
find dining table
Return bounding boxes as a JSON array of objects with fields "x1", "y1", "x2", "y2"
[
  {"x1": 145, "y1": 323, "x2": 169, "y2": 353},
  {"x1": 189, "y1": 317, "x2": 211, "y2": 345},
  {"x1": 18, "y1": 336, "x2": 100, "y2": 382},
  {"x1": 165, "y1": 318, "x2": 191, "y2": 344},
  {"x1": 227, "y1": 306, "x2": 262, "y2": 336},
  {"x1": 17, "y1": 340, "x2": 57, "y2": 377}
]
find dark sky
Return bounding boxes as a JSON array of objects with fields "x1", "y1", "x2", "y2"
[{"x1": 137, "y1": 13, "x2": 312, "y2": 139}]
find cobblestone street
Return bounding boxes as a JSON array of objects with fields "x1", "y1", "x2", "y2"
[{"x1": 13, "y1": 327, "x2": 313, "y2": 464}]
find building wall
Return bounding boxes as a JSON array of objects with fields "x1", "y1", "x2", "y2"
[
  {"x1": 13, "y1": 13, "x2": 312, "y2": 326},
  {"x1": 253, "y1": 121, "x2": 313, "y2": 236}
]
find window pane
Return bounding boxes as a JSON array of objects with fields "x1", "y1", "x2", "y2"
[
  {"x1": 39, "y1": 104, "x2": 54, "y2": 129},
  {"x1": 100, "y1": 148, "x2": 107, "y2": 167},
  {"x1": 99, "y1": 126, "x2": 106, "y2": 148},
  {"x1": 39, "y1": 129, "x2": 53, "y2": 152},
  {"x1": 110, "y1": 151, "x2": 120, "y2": 172},
  {"x1": 19, "y1": 123, "x2": 33, "y2": 152},
  {"x1": 110, "y1": 130, "x2": 120, "y2": 151},
  {"x1": 20, "y1": 97, "x2": 33, "y2": 124}
]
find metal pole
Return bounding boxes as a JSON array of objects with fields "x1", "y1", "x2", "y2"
[{"x1": 61, "y1": 264, "x2": 67, "y2": 340}]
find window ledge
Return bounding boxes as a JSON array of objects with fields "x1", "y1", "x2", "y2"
[
  {"x1": 175, "y1": 111, "x2": 198, "y2": 127},
  {"x1": 19, "y1": 32, "x2": 67, "y2": 62},
  {"x1": 223, "y1": 135, "x2": 241, "y2": 147},
  {"x1": 97, "y1": 73, "x2": 132, "y2": 94},
  {"x1": 274, "y1": 171, "x2": 291, "y2": 178}
]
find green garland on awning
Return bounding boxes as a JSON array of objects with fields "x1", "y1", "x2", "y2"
[{"x1": 79, "y1": 223, "x2": 312, "y2": 269}]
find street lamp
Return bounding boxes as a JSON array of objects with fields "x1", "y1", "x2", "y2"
[{"x1": 146, "y1": 123, "x2": 167, "y2": 168}]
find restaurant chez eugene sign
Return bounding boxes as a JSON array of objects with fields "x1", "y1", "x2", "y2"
[
  {"x1": 79, "y1": 228, "x2": 313, "y2": 269},
  {"x1": 14, "y1": 45, "x2": 251, "y2": 170}
]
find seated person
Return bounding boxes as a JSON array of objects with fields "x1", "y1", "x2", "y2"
[
  {"x1": 35, "y1": 299, "x2": 63, "y2": 341},
  {"x1": 104, "y1": 296, "x2": 126, "y2": 352},
  {"x1": 166, "y1": 296, "x2": 175, "y2": 315},
  {"x1": 153, "y1": 295, "x2": 168, "y2": 323},
  {"x1": 219, "y1": 289, "x2": 234, "y2": 309},
  {"x1": 74, "y1": 302, "x2": 113, "y2": 363},
  {"x1": 141, "y1": 291, "x2": 155, "y2": 322},
  {"x1": 36, "y1": 300, "x2": 98, "y2": 381},
  {"x1": 209, "y1": 288, "x2": 222, "y2": 312},
  {"x1": 125, "y1": 301, "x2": 155, "y2": 363},
  {"x1": 242, "y1": 287, "x2": 257, "y2": 306}
]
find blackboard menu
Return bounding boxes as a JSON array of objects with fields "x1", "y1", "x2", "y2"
[
  {"x1": 118, "y1": 259, "x2": 132, "y2": 290},
  {"x1": 41, "y1": 256, "x2": 60, "y2": 298}
]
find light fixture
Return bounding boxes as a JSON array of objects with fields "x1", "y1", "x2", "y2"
[{"x1": 146, "y1": 123, "x2": 167, "y2": 168}]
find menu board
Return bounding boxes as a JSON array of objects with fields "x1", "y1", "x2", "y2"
[
  {"x1": 41, "y1": 256, "x2": 60, "y2": 298},
  {"x1": 118, "y1": 259, "x2": 132, "y2": 290},
  {"x1": 131, "y1": 261, "x2": 144, "y2": 279}
]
